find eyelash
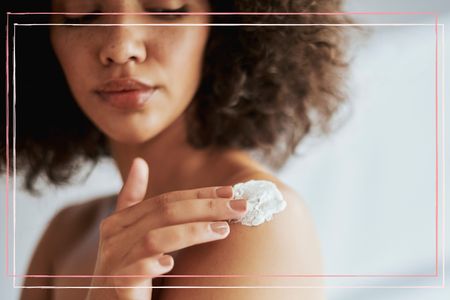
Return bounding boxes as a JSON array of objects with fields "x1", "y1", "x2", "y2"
[
  {"x1": 61, "y1": 10, "x2": 98, "y2": 24},
  {"x1": 149, "y1": 5, "x2": 189, "y2": 20},
  {"x1": 62, "y1": 5, "x2": 189, "y2": 24}
]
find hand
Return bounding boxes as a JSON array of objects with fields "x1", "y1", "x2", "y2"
[{"x1": 85, "y1": 157, "x2": 248, "y2": 300}]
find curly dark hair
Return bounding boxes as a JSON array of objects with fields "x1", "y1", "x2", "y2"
[{"x1": 2, "y1": 0, "x2": 355, "y2": 195}]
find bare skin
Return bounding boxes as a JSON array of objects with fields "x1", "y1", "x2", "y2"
[
  {"x1": 22, "y1": 154, "x2": 323, "y2": 300},
  {"x1": 20, "y1": 154, "x2": 315, "y2": 300}
]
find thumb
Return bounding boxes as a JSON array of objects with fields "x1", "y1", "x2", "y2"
[{"x1": 115, "y1": 157, "x2": 149, "y2": 212}]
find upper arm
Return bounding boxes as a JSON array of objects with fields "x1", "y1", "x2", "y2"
[
  {"x1": 19, "y1": 196, "x2": 112, "y2": 300},
  {"x1": 159, "y1": 188, "x2": 326, "y2": 300},
  {"x1": 19, "y1": 206, "x2": 71, "y2": 300}
]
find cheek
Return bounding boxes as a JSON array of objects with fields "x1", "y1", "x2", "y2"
[
  {"x1": 160, "y1": 27, "x2": 210, "y2": 96},
  {"x1": 51, "y1": 29, "x2": 95, "y2": 100}
]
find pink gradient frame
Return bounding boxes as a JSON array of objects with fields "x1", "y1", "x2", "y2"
[{"x1": 5, "y1": 10, "x2": 444, "y2": 288}]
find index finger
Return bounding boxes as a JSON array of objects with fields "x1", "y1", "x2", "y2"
[
  {"x1": 109, "y1": 185, "x2": 235, "y2": 228},
  {"x1": 154, "y1": 185, "x2": 234, "y2": 203}
]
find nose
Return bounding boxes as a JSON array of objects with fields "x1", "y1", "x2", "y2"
[{"x1": 99, "y1": 25, "x2": 147, "y2": 66}]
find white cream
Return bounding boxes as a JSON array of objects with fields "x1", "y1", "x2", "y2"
[{"x1": 229, "y1": 180, "x2": 287, "y2": 226}]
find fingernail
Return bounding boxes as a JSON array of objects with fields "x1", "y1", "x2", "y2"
[
  {"x1": 158, "y1": 255, "x2": 173, "y2": 267},
  {"x1": 209, "y1": 222, "x2": 230, "y2": 235},
  {"x1": 216, "y1": 186, "x2": 233, "y2": 198},
  {"x1": 228, "y1": 199, "x2": 247, "y2": 212}
]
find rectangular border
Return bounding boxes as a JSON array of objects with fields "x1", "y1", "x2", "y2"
[{"x1": 4, "y1": 11, "x2": 445, "y2": 288}]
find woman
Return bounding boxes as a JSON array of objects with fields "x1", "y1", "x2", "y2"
[{"x1": 3, "y1": 0, "x2": 352, "y2": 299}]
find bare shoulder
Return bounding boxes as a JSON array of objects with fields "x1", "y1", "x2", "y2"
[
  {"x1": 24, "y1": 194, "x2": 115, "y2": 273},
  {"x1": 49, "y1": 195, "x2": 115, "y2": 247},
  {"x1": 20, "y1": 194, "x2": 116, "y2": 299},
  {"x1": 161, "y1": 170, "x2": 325, "y2": 300}
]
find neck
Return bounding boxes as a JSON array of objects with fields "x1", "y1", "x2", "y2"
[{"x1": 108, "y1": 114, "x2": 256, "y2": 198}]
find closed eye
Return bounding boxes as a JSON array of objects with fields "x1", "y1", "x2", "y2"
[
  {"x1": 146, "y1": 5, "x2": 189, "y2": 20},
  {"x1": 62, "y1": 10, "x2": 101, "y2": 25},
  {"x1": 61, "y1": 5, "x2": 189, "y2": 24}
]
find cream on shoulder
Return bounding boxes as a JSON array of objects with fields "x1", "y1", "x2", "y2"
[{"x1": 228, "y1": 180, "x2": 287, "y2": 226}]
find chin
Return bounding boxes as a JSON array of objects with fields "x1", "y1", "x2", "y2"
[
  {"x1": 103, "y1": 126, "x2": 159, "y2": 145},
  {"x1": 92, "y1": 109, "x2": 181, "y2": 145}
]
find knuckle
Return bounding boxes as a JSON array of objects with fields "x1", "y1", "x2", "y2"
[
  {"x1": 157, "y1": 193, "x2": 171, "y2": 206},
  {"x1": 206, "y1": 198, "x2": 215, "y2": 211},
  {"x1": 144, "y1": 234, "x2": 156, "y2": 252},
  {"x1": 187, "y1": 223, "x2": 202, "y2": 238},
  {"x1": 197, "y1": 188, "x2": 212, "y2": 198},
  {"x1": 99, "y1": 219, "x2": 112, "y2": 237},
  {"x1": 159, "y1": 201, "x2": 176, "y2": 221},
  {"x1": 144, "y1": 232, "x2": 159, "y2": 252}
]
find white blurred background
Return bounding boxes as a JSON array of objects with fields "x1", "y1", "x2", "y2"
[{"x1": 2, "y1": 0, "x2": 449, "y2": 299}]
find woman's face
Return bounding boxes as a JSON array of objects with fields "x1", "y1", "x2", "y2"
[{"x1": 50, "y1": 0, "x2": 210, "y2": 144}]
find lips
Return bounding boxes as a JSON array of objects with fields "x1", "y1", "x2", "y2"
[{"x1": 95, "y1": 78, "x2": 157, "y2": 110}]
